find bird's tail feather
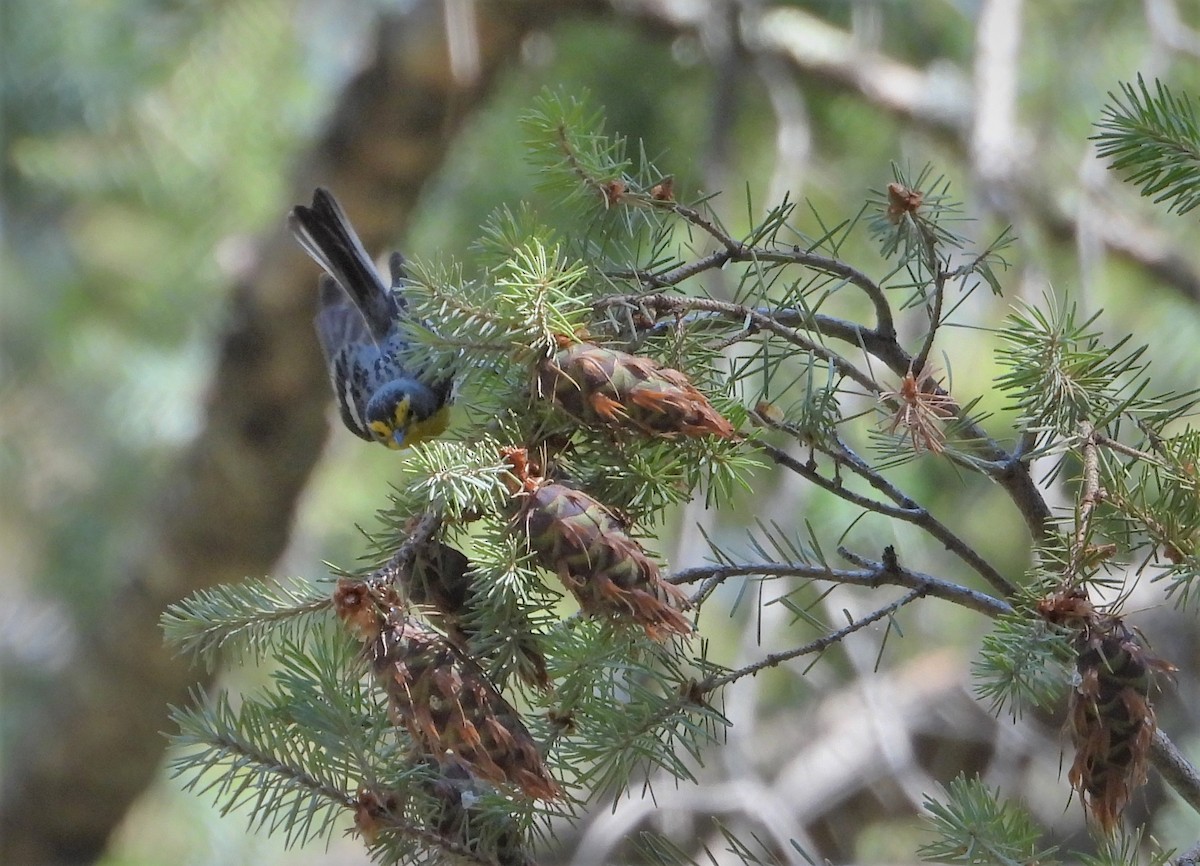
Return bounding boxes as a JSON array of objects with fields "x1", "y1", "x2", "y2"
[{"x1": 289, "y1": 188, "x2": 396, "y2": 340}]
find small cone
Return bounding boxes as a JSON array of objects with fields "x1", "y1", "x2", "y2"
[
  {"x1": 537, "y1": 339, "x2": 735, "y2": 439},
  {"x1": 504, "y1": 447, "x2": 691, "y2": 639},
  {"x1": 369, "y1": 615, "x2": 560, "y2": 800},
  {"x1": 1039, "y1": 589, "x2": 1174, "y2": 833},
  {"x1": 405, "y1": 537, "x2": 475, "y2": 643}
]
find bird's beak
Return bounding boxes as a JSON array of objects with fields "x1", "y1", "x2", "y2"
[{"x1": 392, "y1": 429, "x2": 406, "y2": 448}]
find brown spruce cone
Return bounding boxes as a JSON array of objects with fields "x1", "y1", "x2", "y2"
[
  {"x1": 537, "y1": 337, "x2": 735, "y2": 439},
  {"x1": 503, "y1": 447, "x2": 691, "y2": 640},
  {"x1": 406, "y1": 536, "x2": 475, "y2": 643},
  {"x1": 1039, "y1": 588, "x2": 1175, "y2": 833},
  {"x1": 369, "y1": 615, "x2": 560, "y2": 801},
  {"x1": 333, "y1": 527, "x2": 549, "y2": 691}
]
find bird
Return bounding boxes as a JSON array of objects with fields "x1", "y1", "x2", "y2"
[{"x1": 289, "y1": 188, "x2": 453, "y2": 449}]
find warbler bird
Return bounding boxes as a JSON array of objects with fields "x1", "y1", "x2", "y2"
[{"x1": 289, "y1": 188, "x2": 452, "y2": 449}]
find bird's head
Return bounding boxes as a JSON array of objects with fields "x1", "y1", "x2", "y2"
[{"x1": 365, "y1": 380, "x2": 450, "y2": 450}]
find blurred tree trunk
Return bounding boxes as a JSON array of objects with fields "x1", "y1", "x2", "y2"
[{"x1": 0, "y1": 2, "x2": 600, "y2": 862}]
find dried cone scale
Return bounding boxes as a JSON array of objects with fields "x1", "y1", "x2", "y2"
[
  {"x1": 334, "y1": 579, "x2": 559, "y2": 800},
  {"x1": 503, "y1": 447, "x2": 691, "y2": 640},
  {"x1": 1039, "y1": 588, "x2": 1175, "y2": 833},
  {"x1": 537, "y1": 337, "x2": 735, "y2": 439},
  {"x1": 333, "y1": 576, "x2": 401, "y2": 642},
  {"x1": 371, "y1": 616, "x2": 560, "y2": 800}
]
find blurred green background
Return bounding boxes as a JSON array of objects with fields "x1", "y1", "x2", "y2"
[{"x1": 5, "y1": 1, "x2": 1200, "y2": 863}]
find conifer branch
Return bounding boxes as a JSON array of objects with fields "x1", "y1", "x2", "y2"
[
  {"x1": 911, "y1": 251, "x2": 947, "y2": 376},
  {"x1": 548, "y1": 630, "x2": 726, "y2": 797},
  {"x1": 755, "y1": 418, "x2": 1017, "y2": 597},
  {"x1": 597, "y1": 289, "x2": 1052, "y2": 539},
  {"x1": 1152, "y1": 728, "x2": 1200, "y2": 818},
  {"x1": 973, "y1": 609, "x2": 1074, "y2": 718},
  {"x1": 919, "y1": 775, "x2": 1060, "y2": 865},
  {"x1": 1099, "y1": 486, "x2": 1187, "y2": 566},
  {"x1": 162, "y1": 578, "x2": 334, "y2": 669},
  {"x1": 671, "y1": 557, "x2": 1010, "y2": 618},
  {"x1": 612, "y1": 246, "x2": 896, "y2": 339},
  {"x1": 170, "y1": 690, "x2": 356, "y2": 847},
  {"x1": 699, "y1": 588, "x2": 922, "y2": 692},
  {"x1": 362, "y1": 806, "x2": 511, "y2": 866},
  {"x1": 163, "y1": 85, "x2": 1200, "y2": 863},
  {"x1": 1094, "y1": 75, "x2": 1200, "y2": 216},
  {"x1": 371, "y1": 510, "x2": 444, "y2": 586},
  {"x1": 597, "y1": 292, "x2": 881, "y2": 395}
]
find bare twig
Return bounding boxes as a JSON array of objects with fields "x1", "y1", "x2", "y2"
[
  {"x1": 752, "y1": 438, "x2": 919, "y2": 520},
  {"x1": 658, "y1": 199, "x2": 744, "y2": 256},
  {"x1": 612, "y1": 227, "x2": 897, "y2": 338},
  {"x1": 911, "y1": 254, "x2": 947, "y2": 376},
  {"x1": 629, "y1": 304, "x2": 910, "y2": 374},
  {"x1": 597, "y1": 292, "x2": 882, "y2": 394},
  {"x1": 699, "y1": 589, "x2": 923, "y2": 692},
  {"x1": 671, "y1": 558, "x2": 1011, "y2": 618},
  {"x1": 1067, "y1": 419, "x2": 1102, "y2": 581},
  {"x1": 371, "y1": 511, "x2": 444, "y2": 587},
  {"x1": 1153, "y1": 728, "x2": 1200, "y2": 817},
  {"x1": 755, "y1": 411, "x2": 1018, "y2": 598},
  {"x1": 1094, "y1": 430, "x2": 1167, "y2": 467}
]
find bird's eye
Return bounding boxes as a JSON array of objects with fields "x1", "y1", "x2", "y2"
[{"x1": 368, "y1": 420, "x2": 393, "y2": 443}]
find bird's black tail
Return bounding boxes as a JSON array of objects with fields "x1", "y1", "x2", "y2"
[{"x1": 289, "y1": 188, "x2": 396, "y2": 340}]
